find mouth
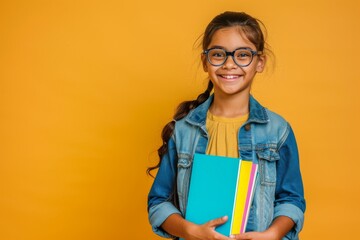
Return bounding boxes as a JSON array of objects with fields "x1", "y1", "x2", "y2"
[{"x1": 218, "y1": 74, "x2": 242, "y2": 80}]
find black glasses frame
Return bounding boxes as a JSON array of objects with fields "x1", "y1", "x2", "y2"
[{"x1": 203, "y1": 47, "x2": 262, "y2": 67}]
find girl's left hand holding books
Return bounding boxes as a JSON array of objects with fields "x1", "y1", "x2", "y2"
[{"x1": 229, "y1": 216, "x2": 295, "y2": 240}]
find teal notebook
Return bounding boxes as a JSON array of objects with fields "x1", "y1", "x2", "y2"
[{"x1": 183, "y1": 153, "x2": 242, "y2": 237}]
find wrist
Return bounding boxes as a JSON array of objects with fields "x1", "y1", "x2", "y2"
[
  {"x1": 266, "y1": 215, "x2": 295, "y2": 240},
  {"x1": 264, "y1": 227, "x2": 281, "y2": 240},
  {"x1": 183, "y1": 221, "x2": 198, "y2": 239}
]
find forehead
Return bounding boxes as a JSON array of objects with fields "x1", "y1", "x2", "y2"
[{"x1": 209, "y1": 26, "x2": 256, "y2": 50}]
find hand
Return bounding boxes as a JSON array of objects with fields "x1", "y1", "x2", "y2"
[
  {"x1": 230, "y1": 216, "x2": 294, "y2": 240},
  {"x1": 230, "y1": 230, "x2": 279, "y2": 240},
  {"x1": 184, "y1": 216, "x2": 233, "y2": 240}
]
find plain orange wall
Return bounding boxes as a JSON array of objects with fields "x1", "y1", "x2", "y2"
[{"x1": 1, "y1": 0, "x2": 360, "y2": 239}]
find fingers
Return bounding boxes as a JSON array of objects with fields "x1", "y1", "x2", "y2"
[{"x1": 206, "y1": 216, "x2": 228, "y2": 228}]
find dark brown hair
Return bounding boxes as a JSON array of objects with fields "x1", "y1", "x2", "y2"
[{"x1": 147, "y1": 11, "x2": 268, "y2": 176}]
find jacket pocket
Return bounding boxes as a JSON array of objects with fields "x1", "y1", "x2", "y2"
[{"x1": 255, "y1": 146, "x2": 280, "y2": 186}]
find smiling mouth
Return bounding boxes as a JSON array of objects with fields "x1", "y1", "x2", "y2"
[{"x1": 219, "y1": 74, "x2": 241, "y2": 79}]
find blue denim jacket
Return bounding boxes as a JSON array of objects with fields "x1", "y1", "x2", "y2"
[{"x1": 148, "y1": 95, "x2": 306, "y2": 239}]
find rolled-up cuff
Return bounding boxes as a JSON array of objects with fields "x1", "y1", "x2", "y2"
[
  {"x1": 149, "y1": 201, "x2": 182, "y2": 238},
  {"x1": 274, "y1": 203, "x2": 304, "y2": 240}
]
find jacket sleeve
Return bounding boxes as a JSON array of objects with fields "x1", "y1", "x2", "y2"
[
  {"x1": 274, "y1": 124, "x2": 306, "y2": 239},
  {"x1": 148, "y1": 137, "x2": 180, "y2": 238}
]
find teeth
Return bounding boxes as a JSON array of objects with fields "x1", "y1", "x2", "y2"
[{"x1": 222, "y1": 75, "x2": 238, "y2": 79}]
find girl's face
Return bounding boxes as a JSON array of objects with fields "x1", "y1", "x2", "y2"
[{"x1": 202, "y1": 26, "x2": 265, "y2": 99}]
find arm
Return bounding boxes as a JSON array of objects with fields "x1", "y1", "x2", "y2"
[
  {"x1": 273, "y1": 124, "x2": 305, "y2": 239},
  {"x1": 148, "y1": 137, "x2": 181, "y2": 238},
  {"x1": 230, "y1": 216, "x2": 294, "y2": 240}
]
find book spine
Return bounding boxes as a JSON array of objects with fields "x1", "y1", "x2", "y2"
[{"x1": 229, "y1": 159, "x2": 242, "y2": 235}]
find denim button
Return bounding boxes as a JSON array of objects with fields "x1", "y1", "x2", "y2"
[{"x1": 245, "y1": 124, "x2": 251, "y2": 131}]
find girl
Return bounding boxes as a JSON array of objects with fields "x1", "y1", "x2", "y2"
[{"x1": 147, "y1": 11, "x2": 305, "y2": 240}]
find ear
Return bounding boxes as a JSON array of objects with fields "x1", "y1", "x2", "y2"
[
  {"x1": 201, "y1": 53, "x2": 208, "y2": 72},
  {"x1": 256, "y1": 54, "x2": 266, "y2": 73}
]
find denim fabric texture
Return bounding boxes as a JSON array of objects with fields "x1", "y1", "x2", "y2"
[{"x1": 148, "y1": 95, "x2": 306, "y2": 240}]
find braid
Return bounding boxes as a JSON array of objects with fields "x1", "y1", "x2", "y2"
[{"x1": 147, "y1": 81, "x2": 213, "y2": 177}]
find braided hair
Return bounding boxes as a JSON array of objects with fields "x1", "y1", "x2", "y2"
[{"x1": 146, "y1": 81, "x2": 213, "y2": 176}]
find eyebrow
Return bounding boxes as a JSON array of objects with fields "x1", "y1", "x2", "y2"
[
  {"x1": 209, "y1": 45, "x2": 226, "y2": 49},
  {"x1": 208, "y1": 45, "x2": 252, "y2": 50}
]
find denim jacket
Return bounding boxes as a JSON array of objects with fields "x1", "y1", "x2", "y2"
[{"x1": 148, "y1": 95, "x2": 306, "y2": 239}]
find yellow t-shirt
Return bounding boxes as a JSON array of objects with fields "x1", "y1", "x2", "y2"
[{"x1": 206, "y1": 111, "x2": 249, "y2": 158}]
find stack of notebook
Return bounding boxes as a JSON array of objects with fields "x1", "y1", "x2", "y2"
[{"x1": 184, "y1": 153, "x2": 258, "y2": 237}]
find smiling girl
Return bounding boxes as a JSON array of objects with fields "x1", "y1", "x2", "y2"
[{"x1": 147, "y1": 11, "x2": 305, "y2": 240}]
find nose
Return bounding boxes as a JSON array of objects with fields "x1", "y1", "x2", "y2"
[{"x1": 222, "y1": 56, "x2": 237, "y2": 69}]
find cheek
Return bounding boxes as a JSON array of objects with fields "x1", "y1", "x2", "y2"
[{"x1": 208, "y1": 64, "x2": 221, "y2": 73}]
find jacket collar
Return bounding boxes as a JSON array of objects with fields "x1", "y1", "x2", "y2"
[{"x1": 185, "y1": 94, "x2": 269, "y2": 127}]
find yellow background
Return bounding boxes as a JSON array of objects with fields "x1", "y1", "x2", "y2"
[{"x1": 1, "y1": 0, "x2": 359, "y2": 239}]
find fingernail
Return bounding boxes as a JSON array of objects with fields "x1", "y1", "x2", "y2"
[{"x1": 229, "y1": 235, "x2": 235, "y2": 239}]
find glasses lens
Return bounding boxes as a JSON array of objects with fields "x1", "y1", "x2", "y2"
[
  {"x1": 207, "y1": 49, "x2": 226, "y2": 65},
  {"x1": 234, "y1": 49, "x2": 253, "y2": 66}
]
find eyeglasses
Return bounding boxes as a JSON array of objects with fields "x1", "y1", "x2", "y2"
[{"x1": 203, "y1": 47, "x2": 262, "y2": 67}]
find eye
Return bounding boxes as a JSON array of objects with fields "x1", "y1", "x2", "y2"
[
  {"x1": 236, "y1": 50, "x2": 252, "y2": 59},
  {"x1": 209, "y1": 49, "x2": 226, "y2": 59},
  {"x1": 213, "y1": 52, "x2": 224, "y2": 57}
]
